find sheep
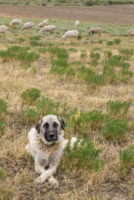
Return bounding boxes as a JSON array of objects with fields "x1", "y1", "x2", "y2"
[
  {"x1": 61, "y1": 30, "x2": 79, "y2": 40},
  {"x1": 75, "y1": 21, "x2": 79, "y2": 27},
  {"x1": 88, "y1": 27, "x2": 101, "y2": 36},
  {"x1": 128, "y1": 29, "x2": 134, "y2": 39},
  {"x1": 43, "y1": 19, "x2": 49, "y2": 26},
  {"x1": 37, "y1": 22, "x2": 47, "y2": 28},
  {"x1": 9, "y1": 19, "x2": 22, "y2": 26},
  {"x1": 21, "y1": 22, "x2": 34, "y2": 30},
  {"x1": 39, "y1": 25, "x2": 56, "y2": 33},
  {"x1": 0, "y1": 25, "x2": 8, "y2": 37}
]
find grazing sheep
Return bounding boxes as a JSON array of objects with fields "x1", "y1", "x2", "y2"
[
  {"x1": 39, "y1": 25, "x2": 56, "y2": 33},
  {"x1": 0, "y1": 25, "x2": 8, "y2": 37},
  {"x1": 21, "y1": 22, "x2": 34, "y2": 30},
  {"x1": 88, "y1": 27, "x2": 101, "y2": 36},
  {"x1": 61, "y1": 30, "x2": 79, "y2": 40},
  {"x1": 43, "y1": 19, "x2": 49, "y2": 26},
  {"x1": 10, "y1": 19, "x2": 22, "y2": 26},
  {"x1": 75, "y1": 21, "x2": 79, "y2": 27},
  {"x1": 128, "y1": 29, "x2": 134, "y2": 39},
  {"x1": 38, "y1": 22, "x2": 46, "y2": 28}
]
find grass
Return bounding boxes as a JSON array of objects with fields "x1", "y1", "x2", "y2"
[{"x1": 0, "y1": 17, "x2": 134, "y2": 200}]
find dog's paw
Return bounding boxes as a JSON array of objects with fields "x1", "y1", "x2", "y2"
[
  {"x1": 34, "y1": 176, "x2": 42, "y2": 184},
  {"x1": 49, "y1": 178, "x2": 59, "y2": 187}
]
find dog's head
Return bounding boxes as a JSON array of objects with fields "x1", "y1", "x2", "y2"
[{"x1": 35, "y1": 115, "x2": 65, "y2": 145}]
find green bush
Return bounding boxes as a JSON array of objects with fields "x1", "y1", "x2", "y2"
[
  {"x1": 107, "y1": 41, "x2": 114, "y2": 46},
  {"x1": 119, "y1": 61, "x2": 130, "y2": 69},
  {"x1": 38, "y1": 47, "x2": 47, "y2": 54},
  {"x1": 120, "y1": 145, "x2": 134, "y2": 172},
  {"x1": 80, "y1": 52, "x2": 87, "y2": 58},
  {"x1": 85, "y1": 74, "x2": 105, "y2": 89},
  {"x1": 66, "y1": 67, "x2": 76, "y2": 76},
  {"x1": 90, "y1": 52, "x2": 100, "y2": 62},
  {"x1": 77, "y1": 34, "x2": 82, "y2": 40},
  {"x1": 35, "y1": 96, "x2": 60, "y2": 117},
  {"x1": 30, "y1": 41, "x2": 39, "y2": 46},
  {"x1": 0, "y1": 168, "x2": 4, "y2": 179},
  {"x1": 114, "y1": 38, "x2": 121, "y2": 45},
  {"x1": 119, "y1": 49, "x2": 133, "y2": 60},
  {"x1": 47, "y1": 46, "x2": 59, "y2": 55},
  {"x1": 77, "y1": 66, "x2": 95, "y2": 81},
  {"x1": 68, "y1": 48, "x2": 77, "y2": 52},
  {"x1": 18, "y1": 51, "x2": 40, "y2": 64},
  {"x1": 21, "y1": 107, "x2": 40, "y2": 124},
  {"x1": 102, "y1": 117, "x2": 129, "y2": 140},
  {"x1": 30, "y1": 36, "x2": 41, "y2": 41},
  {"x1": 0, "y1": 99, "x2": 7, "y2": 120},
  {"x1": 0, "y1": 49, "x2": 16, "y2": 62},
  {"x1": 18, "y1": 38, "x2": 25, "y2": 42},
  {"x1": 107, "y1": 100, "x2": 131, "y2": 119},
  {"x1": 64, "y1": 136, "x2": 103, "y2": 171},
  {"x1": 8, "y1": 45, "x2": 30, "y2": 53},
  {"x1": 85, "y1": 0, "x2": 94, "y2": 6},
  {"x1": 57, "y1": 48, "x2": 69, "y2": 59},
  {"x1": 50, "y1": 65, "x2": 66, "y2": 75},
  {"x1": 21, "y1": 88, "x2": 41, "y2": 104},
  {"x1": 104, "y1": 50, "x2": 112, "y2": 58},
  {"x1": 51, "y1": 58, "x2": 69, "y2": 68},
  {"x1": 119, "y1": 68, "x2": 134, "y2": 83},
  {"x1": 0, "y1": 121, "x2": 5, "y2": 134}
]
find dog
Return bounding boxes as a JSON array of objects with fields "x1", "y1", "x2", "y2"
[{"x1": 26, "y1": 114, "x2": 77, "y2": 186}]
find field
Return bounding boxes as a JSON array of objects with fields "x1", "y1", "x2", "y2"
[{"x1": 1, "y1": 5, "x2": 134, "y2": 200}]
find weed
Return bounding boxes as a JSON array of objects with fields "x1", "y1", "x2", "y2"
[
  {"x1": 68, "y1": 48, "x2": 77, "y2": 52},
  {"x1": 66, "y1": 67, "x2": 76, "y2": 76},
  {"x1": 114, "y1": 38, "x2": 121, "y2": 45},
  {"x1": 21, "y1": 88, "x2": 41, "y2": 104},
  {"x1": 77, "y1": 34, "x2": 82, "y2": 40},
  {"x1": 8, "y1": 45, "x2": 30, "y2": 53},
  {"x1": 0, "y1": 169, "x2": 4, "y2": 179},
  {"x1": 21, "y1": 107, "x2": 40, "y2": 124},
  {"x1": 18, "y1": 51, "x2": 40, "y2": 64},
  {"x1": 106, "y1": 100, "x2": 131, "y2": 119},
  {"x1": 80, "y1": 52, "x2": 87, "y2": 58},
  {"x1": 104, "y1": 50, "x2": 112, "y2": 58},
  {"x1": 77, "y1": 66, "x2": 95, "y2": 81},
  {"x1": 31, "y1": 67, "x2": 36, "y2": 73},
  {"x1": 119, "y1": 49, "x2": 133, "y2": 60},
  {"x1": 64, "y1": 136, "x2": 103, "y2": 171},
  {"x1": 38, "y1": 47, "x2": 47, "y2": 53},
  {"x1": 85, "y1": 74, "x2": 105, "y2": 89},
  {"x1": 103, "y1": 64, "x2": 119, "y2": 84},
  {"x1": 102, "y1": 117, "x2": 129, "y2": 140},
  {"x1": 90, "y1": 52, "x2": 100, "y2": 62},
  {"x1": 18, "y1": 38, "x2": 25, "y2": 42},
  {"x1": 0, "y1": 49, "x2": 16, "y2": 62},
  {"x1": 30, "y1": 40, "x2": 39, "y2": 46},
  {"x1": 91, "y1": 46, "x2": 102, "y2": 51},
  {"x1": 0, "y1": 121, "x2": 5, "y2": 134},
  {"x1": 119, "y1": 68, "x2": 134, "y2": 83},
  {"x1": 0, "y1": 99, "x2": 7, "y2": 120},
  {"x1": 119, "y1": 61, "x2": 130, "y2": 69},
  {"x1": 30, "y1": 36, "x2": 40, "y2": 41},
  {"x1": 57, "y1": 48, "x2": 69, "y2": 59},
  {"x1": 98, "y1": 40, "x2": 103, "y2": 44},
  {"x1": 35, "y1": 96, "x2": 60, "y2": 117},
  {"x1": 107, "y1": 41, "x2": 114, "y2": 46},
  {"x1": 120, "y1": 145, "x2": 134, "y2": 172}
]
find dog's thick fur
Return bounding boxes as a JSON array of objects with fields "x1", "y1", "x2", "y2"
[{"x1": 26, "y1": 114, "x2": 77, "y2": 186}]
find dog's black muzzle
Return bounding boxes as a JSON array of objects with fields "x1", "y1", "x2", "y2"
[{"x1": 45, "y1": 131, "x2": 58, "y2": 142}]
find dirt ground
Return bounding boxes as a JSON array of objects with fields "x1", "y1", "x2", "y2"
[{"x1": 0, "y1": 4, "x2": 134, "y2": 24}]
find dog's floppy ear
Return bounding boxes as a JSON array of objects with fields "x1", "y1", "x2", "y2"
[
  {"x1": 58, "y1": 117, "x2": 66, "y2": 130},
  {"x1": 35, "y1": 119, "x2": 42, "y2": 133}
]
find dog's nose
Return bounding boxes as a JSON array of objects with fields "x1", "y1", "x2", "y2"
[{"x1": 49, "y1": 132, "x2": 54, "y2": 138}]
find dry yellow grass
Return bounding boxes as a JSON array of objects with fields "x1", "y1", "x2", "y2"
[{"x1": 0, "y1": 18, "x2": 134, "y2": 200}]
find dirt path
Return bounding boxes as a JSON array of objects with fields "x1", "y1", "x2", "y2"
[{"x1": 0, "y1": 4, "x2": 134, "y2": 23}]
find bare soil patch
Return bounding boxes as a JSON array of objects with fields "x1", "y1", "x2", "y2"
[{"x1": 0, "y1": 4, "x2": 134, "y2": 24}]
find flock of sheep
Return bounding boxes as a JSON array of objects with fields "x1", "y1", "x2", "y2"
[
  {"x1": 0, "y1": 18, "x2": 102, "y2": 39},
  {"x1": 0, "y1": 18, "x2": 134, "y2": 39}
]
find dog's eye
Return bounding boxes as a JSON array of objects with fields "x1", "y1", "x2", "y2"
[
  {"x1": 43, "y1": 123, "x2": 49, "y2": 129},
  {"x1": 53, "y1": 122, "x2": 58, "y2": 128}
]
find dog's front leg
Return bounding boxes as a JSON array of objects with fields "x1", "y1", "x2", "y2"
[
  {"x1": 35, "y1": 156, "x2": 46, "y2": 174},
  {"x1": 34, "y1": 166, "x2": 57, "y2": 184}
]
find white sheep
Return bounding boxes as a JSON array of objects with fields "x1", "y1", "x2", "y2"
[
  {"x1": 21, "y1": 22, "x2": 34, "y2": 30},
  {"x1": 61, "y1": 30, "x2": 79, "y2": 40},
  {"x1": 0, "y1": 25, "x2": 8, "y2": 37},
  {"x1": 75, "y1": 21, "x2": 79, "y2": 27},
  {"x1": 39, "y1": 25, "x2": 56, "y2": 33},
  {"x1": 38, "y1": 22, "x2": 46, "y2": 28},
  {"x1": 43, "y1": 19, "x2": 49, "y2": 26},
  {"x1": 9, "y1": 19, "x2": 22, "y2": 26},
  {"x1": 88, "y1": 27, "x2": 101, "y2": 36},
  {"x1": 128, "y1": 29, "x2": 134, "y2": 39}
]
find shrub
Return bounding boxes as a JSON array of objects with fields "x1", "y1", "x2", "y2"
[
  {"x1": 51, "y1": 58, "x2": 69, "y2": 68},
  {"x1": 77, "y1": 34, "x2": 82, "y2": 40},
  {"x1": 107, "y1": 100, "x2": 131, "y2": 119},
  {"x1": 114, "y1": 38, "x2": 121, "y2": 45},
  {"x1": 0, "y1": 99, "x2": 7, "y2": 120},
  {"x1": 47, "y1": 46, "x2": 59, "y2": 55},
  {"x1": 18, "y1": 38, "x2": 25, "y2": 42},
  {"x1": 8, "y1": 45, "x2": 30, "y2": 53},
  {"x1": 102, "y1": 117, "x2": 129, "y2": 140},
  {"x1": 105, "y1": 55, "x2": 122, "y2": 69},
  {"x1": 103, "y1": 64, "x2": 119, "y2": 84},
  {"x1": 21, "y1": 107, "x2": 40, "y2": 124},
  {"x1": 107, "y1": 41, "x2": 114, "y2": 46},
  {"x1": 90, "y1": 52, "x2": 100, "y2": 62},
  {"x1": 0, "y1": 121, "x2": 5, "y2": 134},
  {"x1": 18, "y1": 51, "x2": 40, "y2": 64},
  {"x1": 119, "y1": 61, "x2": 130, "y2": 69},
  {"x1": 104, "y1": 50, "x2": 112, "y2": 58},
  {"x1": 98, "y1": 40, "x2": 103, "y2": 44},
  {"x1": 85, "y1": 0, "x2": 94, "y2": 6},
  {"x1": 50, "y1": 65, "x2": 66, "y2": 75},
  {"x1": 119, "y1": 49, "x2": 133, "y2": 60},
  {"x1": 68, "y1": 48, "x2": 77, "y2": 52},
  {"x1": 30, "y1": 41, "x2": 39, "y2": 46},
  {"x1": 85, "y1": 74, "x2": 105, "y2": 89},
  {"x1": 64, "y1": 136, "x2": 103, "y2": 171},
  {"x1": 120, "y1": 145, "x2": 134, "y2": 172},
  {"x1": 21, "y1": 88, "x2": 41, "y2": 104},
  {"x1": 57, "y1": 48, "x2": 69, "y2": 59},
  {"x1": 35, "y1": 96, "x2": 60, "y2": 117},
  {"x1": 66, "y1": 67, "x2": 76, "y2": 76},
  {"x1": 38, "y1": 47, "x2": 47, "y2": 54},
  {"x1": 0, "y1": 49, "x2": 16, "y2": 62},
  {"x1": 77, "y1": 66, "x2": 95, "y2": 81},
  {"x1": 42, "y1": 3, "x2": 46, "y2": 6},
  {"x1": 119, "y1": 68, "x2": 134, "y2": 83},
  {"x1": 80, "y1": 52, "x2": 87, "y2": 58}
]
